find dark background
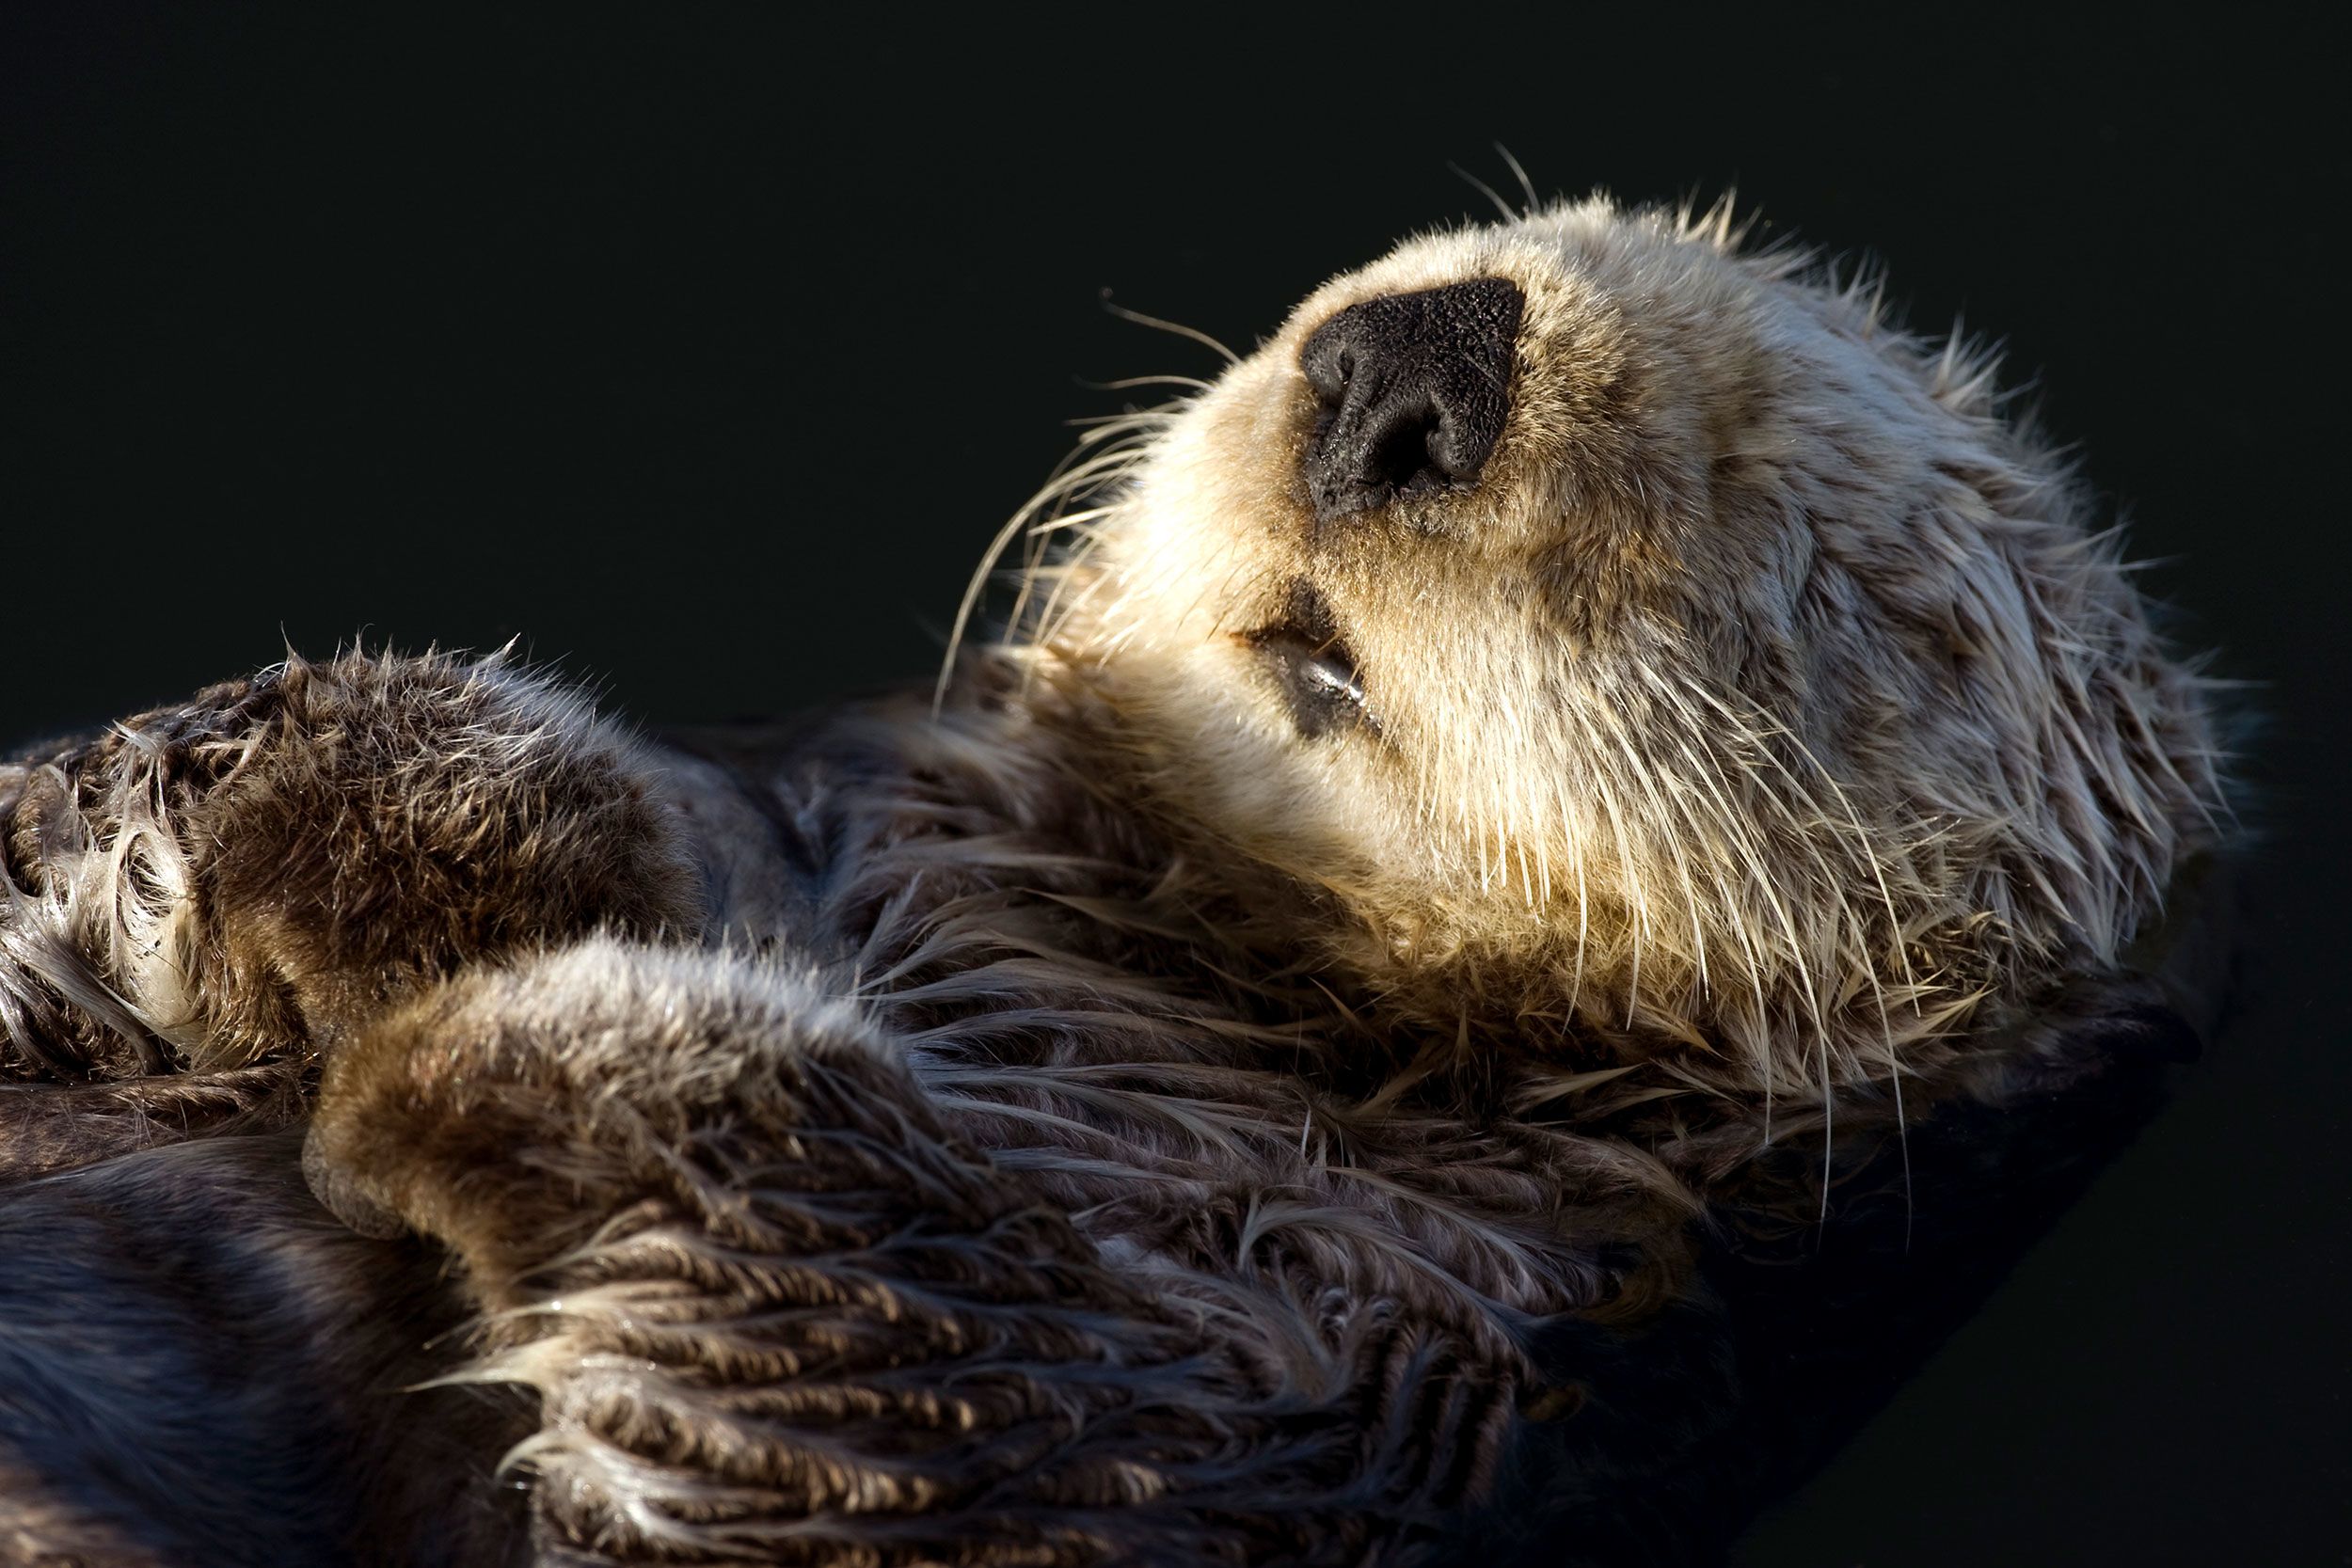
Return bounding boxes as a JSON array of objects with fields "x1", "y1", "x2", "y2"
[{"x1": 4, "y1": 8, "x2": 2344, "y2": 1563}]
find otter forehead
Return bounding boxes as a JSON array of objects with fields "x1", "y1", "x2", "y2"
[{"x1": 1014, "y1": 197, "x2": 2220, "y2": 1078}]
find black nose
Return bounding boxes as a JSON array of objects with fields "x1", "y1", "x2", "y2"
[{"x1": 1299, "y1": 277, "x2": 1523, "y2": 522}]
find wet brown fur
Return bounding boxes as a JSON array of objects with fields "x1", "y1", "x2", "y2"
[{"x1": 0, "y1": 198, "x2": 2227, "y2": 1565}]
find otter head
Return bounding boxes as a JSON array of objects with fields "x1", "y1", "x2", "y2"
[{"x1": 1000, "y1": 198, "x2": 2223, "y2": 1095}]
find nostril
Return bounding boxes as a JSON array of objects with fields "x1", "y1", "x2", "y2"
[
  {"x1": 1297, "y1": 277, "x2": 1522, "y2": 523},
  {"x1": 1366, "y1": 402, "x2": 1447, "y2": 499}
]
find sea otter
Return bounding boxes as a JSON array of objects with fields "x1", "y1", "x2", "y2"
[{"x1": 0, "y1": 197, "x2": 2225, "y2": 1566}]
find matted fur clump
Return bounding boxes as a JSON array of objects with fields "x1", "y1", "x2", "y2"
[
  {"x1": 0, "y1": 196, "x2": 2225, "y2": 1567},
  {"x1": 0, "y1": 648, "x2": 697, "y2": 1176}
]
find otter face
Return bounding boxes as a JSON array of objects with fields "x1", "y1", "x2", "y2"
[{"x1": 1021, "y1": 199, "x2": 2220, "y2": 1084}]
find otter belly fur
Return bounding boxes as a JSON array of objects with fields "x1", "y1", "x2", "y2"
[{"x1": 0, "y1": 197, "x2": 2226, "y2": 1566}]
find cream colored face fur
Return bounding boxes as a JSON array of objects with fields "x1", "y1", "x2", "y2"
[{"x1": 1005, "y1": 198, "x2": 2220, "y2": 1095}]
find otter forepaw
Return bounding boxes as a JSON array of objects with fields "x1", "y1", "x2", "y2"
[
  {"x1": 301, "y1": 938, "x2": 1058, "y2": 1300},
  {"x1": 0, "y1": 648, "x2": 699, "y2": 1087},
  {"x1": 301, "y1": 941, "x2": 1386, "y2": 1566}
]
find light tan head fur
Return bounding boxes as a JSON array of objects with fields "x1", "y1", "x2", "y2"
[{"x1": 975, "y1": 197, "x2": 2223, "y2": 1106}]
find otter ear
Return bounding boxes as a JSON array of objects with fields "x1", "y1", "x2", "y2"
[
  {"x1": 1982, "y1": 851, "x2": 2233, "y2": 1090},
  {"x1": 2073, "y1": 997, "x2": 2202, "y2": 1067},
  {"x1": 1974, "y1": 970, "x2": 2211, "y2": 1117}
]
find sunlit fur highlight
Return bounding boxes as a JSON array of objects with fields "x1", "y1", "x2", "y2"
[
  {"x1": 968, "y1": 194, "x2": 2224, "y2": 1137},
  {"x1": 0, "y1": 193, "x2": 2231, "y2": 1566}
]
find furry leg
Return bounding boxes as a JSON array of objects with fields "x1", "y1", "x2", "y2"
[{"x1": 306, "y1": 938, "x2": 1527, "y2": 1567}]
